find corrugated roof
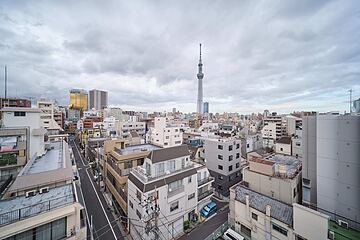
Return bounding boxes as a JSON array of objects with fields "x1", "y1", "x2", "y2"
[
  {"x1": 148, "y1": 145, "x2": 190, "y2": 163},
  {"x1": 235, "y1": 185, "x2": 293, "y2": 226}
]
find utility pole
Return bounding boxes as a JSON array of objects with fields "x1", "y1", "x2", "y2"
[
  {"x1": 144, "y1": 186, "x2": 160, "y2": 240},
  {"x1": 349, "y1": 89, "x2": 353, "y2": 114},
  {"x1": 90, "y1": 215, "x2": 94, "y2": 240}
]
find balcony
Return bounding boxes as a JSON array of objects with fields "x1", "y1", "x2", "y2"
[
  {"x1": 0, "y1": 154, "x2": 18, "y2": 167},
  {"x1": 198, "y1": 189, "x2": 214, "y2": 201},
  {"x1": 168, "y1": 185, "x2": 185, "y2": 198},
  {"x1": 197, "y1": 177, "x2": 214, "y2": 187}
]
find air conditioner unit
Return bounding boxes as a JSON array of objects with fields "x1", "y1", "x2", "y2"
[
  {"x1": 25, "y1": 190, "x2": 36, "y2": 198},
  {"x1": 338, "y1": 220, "x2": 349, "y2": 228},
  {"x1": 39, "y1": 187, "x2": 49, "y2": 194},
  {"x1": 328, "y1": 231, "x2": 335, "y2": 240}
]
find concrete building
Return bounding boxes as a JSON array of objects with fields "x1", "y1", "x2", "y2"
[
  {"x1": 228, "y1": 182, "x2": 331, "y2": 240},
  {"x1": 1, "y1": 108, "x2": 46, "y2": 158},
  {"x1": 0, "y1": 128, "x2": 29, "y2": 193},
  {"x1": 67, "y1": 108, "x2": 81, "y2": 122},
  {"x1": 0, "y1": 140, "x2": 86, "y2": 239},
  {"x1": 116, "y1": 121, "x2": 146, "y2": 141},
  {"x1": 69, "y1": 89, "x2": 88, "y2": 112},
  {"x1": 275, "y1": 136, "x2": 292, "y2": 156},
  {"x1": 127, "y1": 145, "x2": 213, "y2": 240},
  {"x1": 0, "y1": 98, "x2": 31, "y2": 109},
  {"x1": 243, "y1": 154, "x2": 302, "y2": 205},
  {"x1": 261, "y1": 115, "x2": 285, "y2": 148},
  {"x1": 302, "y1": 114, "x2": 360, "y2": 230},
  {"x1": 147, "y1": 117, "x2": 182, "y2": 148},
  {"x1": 204, "y1": 138, "x2": 243, "y2": 196},
  {"x1": 37, "y1": 99, "x2": 63, "y2": 133},
  {"x1": 242, "y1": 133, "x2": 263, "y2": 156},
  {"x1": 89, "y1": 89, "x2": 108, "y2": 110},
  {"x1": 285, "y1": 115, "x2": 302, "y2": 136}
]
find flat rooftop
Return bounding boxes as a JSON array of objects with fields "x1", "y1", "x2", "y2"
[
  {"x1": 235, "y1": 184, "x2": 293, "y2": 226},
  {"x1": 21, "y1": 141, "x2": 65, "y2": 175},
  {"x1": 0, "y1": 185, "x2": 74, "y2": 226},
  {"x1": 264, "y1": 154, "x2": 301, "y2": 178},
  {"x1": 117, "y1": 143, "x2": 160, "y2": 155}
]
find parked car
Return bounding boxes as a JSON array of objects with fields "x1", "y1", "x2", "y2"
[
  {"x1": 223, "y1": 228, "x2": 244, "y2": 240},
  {"x1": 200, "y1": 201, "x2": 217, "y2": 218}
]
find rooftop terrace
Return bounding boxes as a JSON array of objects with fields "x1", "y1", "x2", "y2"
[{"x1": 116, "y1": 143, "x2": 160, "y2": 156}]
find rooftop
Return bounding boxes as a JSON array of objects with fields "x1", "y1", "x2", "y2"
[
  {"x1": 147, "y1": 145, "x2": 190, "y2": 163},
  {"x1": 0, "y1": 185, "x2": 74, "y2": 226},
  {"x1": 276, "y1": 136, "x2": 291, "y2": 144},
  {"x1": 329, "y1": 220, "x2": 360, "y2": 240},
  {"x1": 261, "y1": 154, "x2": 301, "y2": 178},
  {"x1": 235, "y1": 184, "x2": 293, "y2": 226},
  {"x1": 116, "y1": 143, "x2": 160, "y2": 156},
  {"x1": 0, "y1": 107, "x2": 42, "y2": 113}
]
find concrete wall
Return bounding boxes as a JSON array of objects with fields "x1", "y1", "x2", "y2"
[{"x1": 275, "y1": 143, "x2": 292, "y2": 155}]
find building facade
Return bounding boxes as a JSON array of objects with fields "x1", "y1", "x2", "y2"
[
  {"x1": 69, "y1": 89, "x2": 88, "y2": 112},
  {"x1": 147, "y1": 117, "x2": 182, "y2": 148},
  {"x1": 89, "y1": 89, "x2": 108, "y2": 110}
]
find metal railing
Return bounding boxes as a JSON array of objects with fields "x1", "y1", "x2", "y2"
[
  {"x1": 0, "y1": 194, "x2": 74, "y2": 226},
  {"x1": 198, "y1": 189, "x2": 214, "y2": 201},
  {"x1": 198, "y1": 177, "x2": 214, "y2": 187}
]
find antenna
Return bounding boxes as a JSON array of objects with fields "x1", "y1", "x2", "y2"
[
  {"x1": 4, "y1": 65, "x2": 7, "y2": 99},
  {"x1": 349, "y1": 89, "x2": 352, "y2": 114}
]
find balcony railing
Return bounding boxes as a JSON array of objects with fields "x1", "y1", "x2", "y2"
[
  {"x1": 198, "y1": 189, "x2": 214, "y2": 201},
  {"x1": 0, "y1": 155, "x2": 18, "y2": 166},
  {"x1": 197, "y1": 177, "x2": 214, "y2": 187},
  {"x1": 168, "y1": 185, "x2": 185, "y2": 198},
  {"x1": 0, "y1": 194, "x2": 74, "y2": 226}
]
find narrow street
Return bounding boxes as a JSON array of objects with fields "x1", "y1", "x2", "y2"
[{"x1": 70, "y1": 140, "x2": 125, "y2": 240}]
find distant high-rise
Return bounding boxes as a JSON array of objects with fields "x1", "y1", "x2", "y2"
[
  {"x1": 89, "y1": 89, "x2": 108, "y2": 110},
  {"x1": 69, "y1": 89, "x2": 87, "y2": 111},
  {"x1": 203, "y1": 102, "x2": 209, "y2": 114},
  {"x1": 197, "y1": 43, "x2": 204, "y2": 114}
]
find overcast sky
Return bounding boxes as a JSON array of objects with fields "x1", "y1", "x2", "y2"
[{"x1": 1, "y1": 0, "x2": 359, "y2": 114}]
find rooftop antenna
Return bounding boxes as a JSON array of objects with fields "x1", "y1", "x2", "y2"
[
  {"x1": 349, "y1": 89, "x2": 353, "y2": 114},
  {"x1": 4, "y1": 65, "x2": 7, "y2": 98}
]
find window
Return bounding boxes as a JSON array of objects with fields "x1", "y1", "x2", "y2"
[
  {"x1": 252, "y1": 213, "x2": 258, "y2": 221},
  {"x1": 293, "y1": 188, "x2": 296, "y2": 198},
  {"x1": 272, "y1": 223, "x2": 288, "y2": 236},
  {"x1": 236, "y1": 153, "x2": 240, "y2": 159},
  {"x1": 155, "y1": 162, "x2": 165, "y2": 176},
  {"x1": 188, "y1": 176, "x2": 192, "y2": 183},
  {"x1": 166, "y1": 136, "x2": 170, "y2": 139},
  {"x1": 236, "y1": 162, "x2": 240, "y2": 168},
  {"x1": 168, "y1": 179, "x2": 183, "y2": 192},
  {"x1": 229, "y1": 165, "x2": 233, "y2": 171},
  {"x1": 124, "y1": 160, "x2": 133, "y2": 169},
  {"x1": 136, "y1": 190, "x2": 142, "y2": 201},
  {"x1": 168, "y1": 160, "x2": 176, "y2": 172},
  {"x1": 296, "y1": 142, "x2": 301, "y2": 146},
  {"x1": 241, "y1": 224, "x2": 251, "y2": 237},
  {"x1": 229, "y1": 155, "x2": 233, "y2": 161},
  {"x1": 218, "y1": 145, "x2": 223, "y2": 150},
  {"x1": 218, "y1": 155, "x2": 223, "y2": 160},
  {"x1": 228, "y1": 145, "x2": 233, "y2": 151},
  {"x1": 136, "y1": 209, "x2": 142, "y2": 219},
  {"x1": 170, "y1": 201, "x2": 179, "y2": 212},
  {"x1": 175, "y1": 140, "x2": 181, "y2": 144},
  {"x1": 129, "y1": 200, "x2": 133, "y2": 209},
  {"x1": 280, "y1": 148, "x2": 283, "y2": 151},
  {"x1": 236, "y1": 143, "x2": 240, "y2": 149},
  {"x1": 175, "y1": 129, "x2": 179, "y2": 132},
  {"x1": 14, "y1": 111, "x2": 26, "y2": 117},
  {"x1": 218, "y1": 165, "x2": 223, "y2": 170},
  {"x1": 188, "y1": 193, "x2": 195, "y2": 200},
  {"x1": 218, "y1": 175, "x2": 223, "y2": 180}
]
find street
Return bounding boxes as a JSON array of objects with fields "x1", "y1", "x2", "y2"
[
  {"x1": 180, "y1": 204, "x2": 229, "y2": 240},
  {"x1": 70, "y1": 140, "x2": 125, "y2": 240}
]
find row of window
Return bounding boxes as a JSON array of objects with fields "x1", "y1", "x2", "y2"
[
  {"x1": 218, "y1": 153, "x2": 240, "y2": 161},
  {"x1": 217, "y1": 144, "x2": 240, "y2": 151},
  {"x1": 218, "y1": 162, "x2": 240, "y2": 171}
]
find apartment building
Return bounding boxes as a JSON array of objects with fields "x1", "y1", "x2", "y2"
[
  {"x1": 104, "y1": 140, "x2": 159, "y2": 213},
  {"x1": 116, "y1": 121, "x2": 146, "y2": 141},
  {"x1": 0, "y1": 128, "x2": 28, "y2": 193},
  {"x1": 127, "y1": 145, "x2": 213, "y2": 240},
  {"x1": 228, "y1": 183, "x2": 330, "y2": 240},
  {"x1": 0, "y1": 140, "x2": 86, "y2": 239},
  {"x1": 37, "y1": 99, "x2": 64, "y2": 133},
  {"x1": 285, "y1": 115, "x2": 302, "y2": 136},
  {"x1": 0, "y1": 98, "x2": 31, "y2": 109},
  {"x1": 243, "y1": 154, "x2": 302, "y2": 205},
  {"x1": 89, "y1": 89, "x2": 108, "y2": 110},
  {"x1": 204, "y1": 138, "x2": 243, "y2": 196},
  {"x1": 147, "y1": 117, "x2": 182, "y2": 148},
  {"x1": 275, "y1": 136, "x2": 292, "y2": 155},
  {"x1": 1, "y1": 107, "x2": 46, "y2": 158},
  {"x1": 261, "y1": 115, "x2": 285, "y2": 148},
  {"x1": 302, "y1": 114, "x2": 360, "y2": 231},
  {"x1": 241, "y1": 133, "x2": 263, "y2": 157}
]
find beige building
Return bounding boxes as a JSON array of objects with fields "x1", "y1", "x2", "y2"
[
  {"x1": 37, "y1": 99, "x2": 63, "y2": 133},
  {"x1": 243, "y1": 154, "x2": 302, "y2": 205},
  {"x1": 275, "y1": 136, "x2": 292, "y2": 155},
  {"x1": 147, "y1": 117, "x2": 183, "y2": 148},
  {"x1": 0, "y1": 140, "x2": 86, "y2": 239}
]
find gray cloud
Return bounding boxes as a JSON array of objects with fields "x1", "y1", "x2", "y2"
[{"x1": 0, "y1": 0, "x2": 359, "y2": 113}]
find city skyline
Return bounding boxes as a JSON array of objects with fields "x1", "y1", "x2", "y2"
[{"x1": 0, "y1": 0, "x2": 360, "y2": 114}]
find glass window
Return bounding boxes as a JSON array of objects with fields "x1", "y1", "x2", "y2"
[
  {"x1": 218, "y1": 145, "x2": 223, "y2": 150},
  {"x1": 155, "y1": 162, "x2": 165, "y2": 176},
  {"x1": 188, "y1": 176, "x2": 192, "y2": 183},
  {"x1": 272, "y1": 223, "x2": 288, "y2": 236},
  {"x1": 218, "y1": 165, "x2": 223, "y2": 170},
  {"x1": 188, "y1": 193, "x2": 195, "y2": 200},
  {"x1": 228, "y1": 145, "x2": 233, "y2": 151},
  {"x1": 129, "y1": 200, "x2": 133, "y2": 209},
  {"x1": 218, "y1": 155, "x2": 223, "y2": 160},
  {"x1": 236, "y1": 162, "x2": 240, "y2": 168},
  {"x1": 37, "y1": 222, "x2": 51, "y2": 240},
  {"x1": 170, "y1": 201, "x2": 179, "y2": 212},
  {"x1": 168, "y1": 160, "x2": 176, "y2": 172},
  {"x1": 229, "y1": 155, "x2": 233, "y2": 161},
  {"x1": 229, "y1": 165, "x2": 233, "y2": 171},
  {"x1": 51, "y1": 217, "x2": 66, "y2": 240},
  {"x1": 252, "y1": 213, "x2": 258, "y2": 221},
  {"x1": 236, "y1": 153, "x2": 240, "y2": 159},
  {"x1": 168, "y1": 179, "x2": 183, "y2": 192},
  {"x1": 236, "y1": 143, "x2": 240, "y2": 149}
]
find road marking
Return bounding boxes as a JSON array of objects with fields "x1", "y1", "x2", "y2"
[{"x1": 72, "y1": 140, "x2": 118, "y2": 240}]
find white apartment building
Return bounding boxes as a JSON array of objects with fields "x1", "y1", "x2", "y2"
[
  {"x1": 261, "y1": 115, "x2": 285, "y2": 148},
  {"x1": 285, "y1": 115, "x2": 302, "y2": 137},
  {"x1": 37, "y1": 99, "x2": 63, "y2": 132},
  {"x1": 127, "y1": 145, "x2": 213, "y2": 240},
  {"x1": 275, "y1": 136, "x2": 292, "y2": 156},
  {"x1": 147, "y1": 117, "x2": 182, "y2": 148},
  {"x1": 302, "y1": 114, "x2": 360, "y2": 230},
  {"x1": 228, "y1": 183, "x2": 330, "y2": 240},
  {"x1": 245, "y1": 133, "x2": 263, "y2": 154},
  {"x1": 116, "y1": 121, "x2": 146, "y2": 140},
  {"x1": 0, "y1": 140, "x2": 86, "y2": 239},
  {"x1": 204, "y1": 138, "x2": 243, "y2": 196},
  {"x1": 1, "y1": 107, "x2": 46, "y2": 158},
  {"x1": 243, "y1": 154, "x2": 302, "y2": 205}
]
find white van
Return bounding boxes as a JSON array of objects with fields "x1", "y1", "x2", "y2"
[{"x1": 223, "y1": 228, "x2": 245, "y2": 240}]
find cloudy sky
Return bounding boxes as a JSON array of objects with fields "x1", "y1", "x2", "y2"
[{"x1": 1, "y1": 0, "x2": 359, "y2": 114}]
